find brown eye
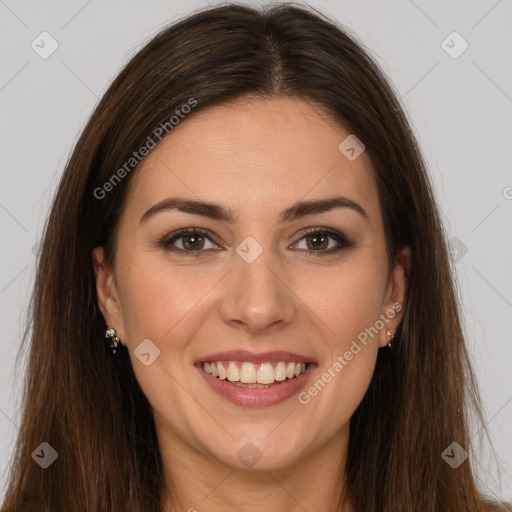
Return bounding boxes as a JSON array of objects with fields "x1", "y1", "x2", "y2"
[
  {"x1": 181, "y1": 233, "x2": 205, "y2": 250},
  {"x1": 161, "y1": 228, "x2": 218, "y2": 257},
  {"x1": 305, "y1": 232, "x2": 329, "y2": 251},
  {"x1": 292, "y1": 228, "x2": 354, "y2": 257}
]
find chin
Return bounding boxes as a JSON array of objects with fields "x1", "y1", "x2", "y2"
[{"x1": 215, "y1": 446, "x2": 301, "y2": 472}]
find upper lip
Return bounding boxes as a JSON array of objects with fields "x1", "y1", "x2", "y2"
[{"x1": 195, "y1": 349, "x2": 316, "y2": 365}]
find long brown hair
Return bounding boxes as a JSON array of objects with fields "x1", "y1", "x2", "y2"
[{"x1": 1, "y1": 3, "x2": 504, "y2": 511}]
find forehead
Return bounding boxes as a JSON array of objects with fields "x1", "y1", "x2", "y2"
[{"x1": 123, "y1": 97, "x2": 379, "y2": 221}]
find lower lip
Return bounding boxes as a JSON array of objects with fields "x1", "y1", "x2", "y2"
[{"x1": 196, "y1": 363, "x2": 316, "y2": 407}]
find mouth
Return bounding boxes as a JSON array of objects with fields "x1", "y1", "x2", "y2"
[
  {"x1": 201, "y1": 360, "x2": 308, "y2": 387},
  {"x1": 194, "y1": 350, "x2": 317, "y2": 407}
]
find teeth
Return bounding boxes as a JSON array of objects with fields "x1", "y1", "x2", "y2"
[
  {"x1": 217, "y1": 362, "x2": 227, "y2": 380},
  {"x1": 202, "y1": 360, "x2": 308, "y2": 385},
  {"x1": 226, "y1": 361, "x2": 239, "y2": 382},
  {"x1": 275, "y1": 362, "x2": 287, "y2": 381},
  {"x1": 240, "y1": 362, "x2": 257, "y2": 383},
  {"x1": 256, "y1": 363, "x2": 274, "y2": 384},
  {"x1": 234, "y1": 382, "x2": 274, "y2": 388}
]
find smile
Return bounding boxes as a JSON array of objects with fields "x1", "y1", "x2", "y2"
[
  {"x1": 203, "y1": 361, "x2": 308, "y2": 387},
  {"x1": 195, "y1": 350, "x2": 317, "y2": 407}
]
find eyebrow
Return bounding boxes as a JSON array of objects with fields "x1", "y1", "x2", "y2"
[{"x1": 139, "y1": 196, "x2": 367, "y2": 225}]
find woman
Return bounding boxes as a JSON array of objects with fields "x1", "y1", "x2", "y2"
[{"x1": 2, "y1": 3, "x2": 508, "y2": 511}]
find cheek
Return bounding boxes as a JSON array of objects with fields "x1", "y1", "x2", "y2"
[
  {"x1": 114, "y1": 256, "x2": 206, "y2": 424},
  {"x1": 323, "y1": 346, "x2": 378, "y2": 427},
  {"x1": 116, "y1": 253, "x2": 208, "y2": 344},
  {"x1": 298, "y1": 259, "x2": 385, "y2": 413},
  {"x1": 307, "y1": 260, "x2": 387, "y2": 343}
]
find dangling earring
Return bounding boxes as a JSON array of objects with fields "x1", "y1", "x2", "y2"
[
  {"x1": 105, "y1": 327, "x2": 121, "y2": 354},
  {"x1": 386, "y1": 329, "x2": 394, "y2": 349}
]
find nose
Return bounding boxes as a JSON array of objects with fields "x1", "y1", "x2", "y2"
[{"x1": 219, "y1": 248, "x2": 296, "y2": 335}]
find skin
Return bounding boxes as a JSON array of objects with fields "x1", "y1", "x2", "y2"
[{"x1": 93, "y1": 96, "x2": 410, "y2": 512}]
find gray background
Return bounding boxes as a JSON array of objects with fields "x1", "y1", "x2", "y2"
[{"x1": 1, "y1": 0, "x2": 511, "y2": 503}]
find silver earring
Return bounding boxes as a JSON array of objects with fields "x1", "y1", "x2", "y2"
[
  {"x1": 105, "y1": 327, "x2": 121, "y2": 354},
  {"x1": 386, "y1": 329, "x2": 394, "y2": 349}
]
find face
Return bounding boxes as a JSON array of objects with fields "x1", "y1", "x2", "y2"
[{"x1": 93, "y1": 97, "x2": 408, "y2": 474}]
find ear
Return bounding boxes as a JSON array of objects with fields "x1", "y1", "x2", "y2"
[
  {"x1": 378, "y1": 246, "x2": 411, "y2": 348},
  {"x1": 92, "y1": 246, "x2": 125, "y2": 343}
]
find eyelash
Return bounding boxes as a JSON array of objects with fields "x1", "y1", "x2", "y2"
[{"x1": 159, "y1": 227, "x2": 354, "y2": 259}]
